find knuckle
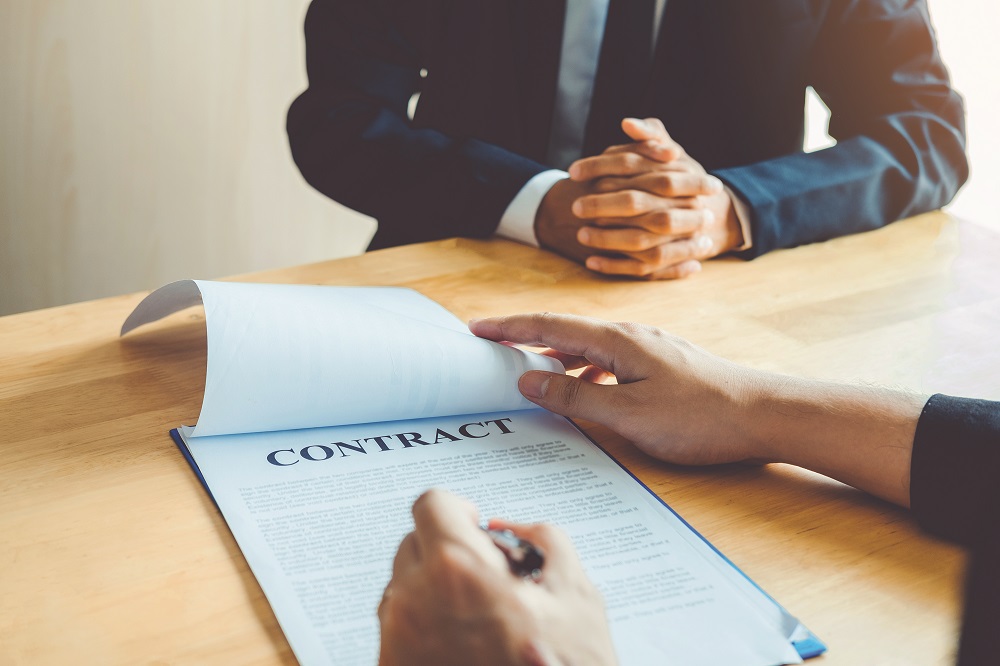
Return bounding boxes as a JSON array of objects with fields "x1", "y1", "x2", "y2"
[
  {"x1": 572, "y1": 164, "x2": 592, "y2": 181},
  {"x1": 556, "y1": 376, "x2": 583, "y2": 407},
  {"x1": 634, "y1": 260, "x2": 655, "y2": 276},
  {"x1": 649, "y1": 211, "x2": 672, "y2": 233},
  {"x1": 594, "y1": 179, "x2": 614, "y2": 193},
  {"x1": 535, "y1": 311, "x2": 557, "y2": 329},
  {"x1": 494, "y1": 315, "x2": 514, "y2": 342},
  {"x1": 651, "y1": 173, "x2": 672, "y2": 196},
  {"x1": 621, "y1": 153, "x2": 642, "y2": 171},
  {"x1": 631, "y1": 260, "x2": 653, "y2": 276},
  {"x1": 623, "y1": 190, "x2": 644, "y2": 211},
  {"x1": 615, "y1": 322, "x2": 675, "y2": 368},
  {"x1": 613, "y1": 321, "x2": 651, "y2": 340},
  {"x1": 585, "y1": 229, "x2": 610, "y2": 249},
  {"x1": 661, "y1": 173, "x2": 680, "y2": 196},
  {"x1": 576, "y1": 196, "x2": 596, "y2": 216},
  {"x1": 651, "y1": 243, "x2": 671, "y2": 264},
  {"x1": 631, "y1": 233, "x2": 656, "y2": 251},
  {"x1": 664, "y1": 209, "x2": 686, "y2": 232}
]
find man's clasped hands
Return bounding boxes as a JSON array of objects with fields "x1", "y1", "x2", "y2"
[{"x1": 535, "y1": 118, "x2": 744, "y2": 280}]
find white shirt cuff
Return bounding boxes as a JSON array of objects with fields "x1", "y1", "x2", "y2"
[
  {"x1": 496, "y1": 170, "x2": 569, "y2": 248},
  {"x1": 724, "y1": 185, "x2": 753, "y2": 251}
]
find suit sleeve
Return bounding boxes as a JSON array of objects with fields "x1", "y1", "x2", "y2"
[
  {"x1": 910, "y1": 394, "x2": 1000, "y2": 548},
  {"x1": 715, "y1": 0, "x2": 968, "y2": 258},
  {"x1": 286, "y1": 0, "x2": 547, "y2": 247},
  {"x1": 910, "y1": 394, "x2": 1000, "y2": 665}
]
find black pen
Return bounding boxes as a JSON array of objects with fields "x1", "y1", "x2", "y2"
[{"x1": 483, "y1": 527, "x2": 545, "y2": 581}]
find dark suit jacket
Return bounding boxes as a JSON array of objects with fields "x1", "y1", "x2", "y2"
[{"x1": 287, "y1": 0, "x2": 968, "y2": 256}]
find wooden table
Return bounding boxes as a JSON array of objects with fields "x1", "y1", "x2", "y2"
[{"x1": 4, "y1": 211, "x2": 999, "y2": 664}]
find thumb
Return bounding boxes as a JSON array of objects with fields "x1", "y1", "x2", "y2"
[
  {"x1": 621, "y1": 117, "x2": 668, "y2": 142},
  {"x1": 518, "y1": 371, "x2": 618, "y2": 424}
]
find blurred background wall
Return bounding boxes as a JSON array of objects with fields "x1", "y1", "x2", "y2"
[
  {"x1": 0, "y1": 0, "x2": 997, "y2": 315},
  {"x1": 0, "y1": 0, "x2": 375, "y2": 315}
]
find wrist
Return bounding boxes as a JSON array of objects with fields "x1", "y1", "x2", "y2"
[
  {"x1": 533, "y1": 179, "x2": 591, "y2": 264},
  {"x1": 500, "y1": 170, "x2": 568, "y2": 248},
  {"x1": 725, "y1": 201, "x2": 744, "y2": 251},
  {"x1": 719, "y1": 185, "x2": 753, "y2": 252},
  {"x1": 744, "y1": 377, "x2": 925, "y2": 506},
  {"x1": 742, "y1": 374, "x2": 809, "y2": 465},
  {"x1": 534, "y1": 187, "x2": 560, "y2": 251},
  {"x1": 731, "y1": 370, "x2": 793, "y2": 464}
]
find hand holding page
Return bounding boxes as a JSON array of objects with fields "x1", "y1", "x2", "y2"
[{"x1": 122, "y1": 281, "x2": 823, "y2": 666}]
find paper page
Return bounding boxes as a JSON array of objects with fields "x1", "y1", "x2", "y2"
[
  {"x1": 179, "y1": 409, "x2": 802, "y2": 666},
  {"x1": 122, "y1": 280, "x2": 561, "y2": 436}
]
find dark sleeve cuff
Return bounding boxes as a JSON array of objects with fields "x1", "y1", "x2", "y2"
[{"x1": 910, "y1": 394, "x2": 1000, "y2": 548}]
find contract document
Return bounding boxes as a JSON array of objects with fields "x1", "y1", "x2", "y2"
[{"x1": 123, "y1": 280, "x2": 825, "y2": 666}]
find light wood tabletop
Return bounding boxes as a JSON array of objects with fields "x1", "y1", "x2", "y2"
[{"x1": 3, "y1": 211, "x2": 999, "y2": 665}]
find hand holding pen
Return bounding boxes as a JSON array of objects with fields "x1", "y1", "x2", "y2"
[{"x1": 378, "y1": 489, "x2": 618, "y2": 666}]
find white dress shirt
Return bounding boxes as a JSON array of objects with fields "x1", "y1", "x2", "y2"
[{"x1": 495, "y1": 0, "x2": 752, "y2": 251}]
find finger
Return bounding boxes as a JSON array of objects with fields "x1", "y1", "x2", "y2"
[
  {"x1": 590, "y1": 258, "x2": 703, "y2": 280},
  {"x1": 383, "y1": 531, "x2": 421, "y2": 616},
  {"x1": 595, "y1": 172, "x2": 723, "y2": 198},
  {"x1": 539, "y1": 350, "x2": 612, "y2": 381},
  {"x1": 568, "y1": 152, "x2": 660, "y2": 181},
  {"x1": 484, "y1": 519, "x2": 589, "y2": 591},
  {"x1": 578, "y1": 213, "x2": 715, "y2": 249},
  {"x1": 628, "y1": 234, "x2": 715, "y2": 262},
  {"x1": 377, "y1": 582, "x2": 393, "y2": 621},
  {"x1": 621, "y1": 117, "x2": 669, "y2": 143},
  {"x1": 389, "y1": 532, "x2": 421, "y2": 584},
  {"x1": 577, "y1": 226, "x2": 671, "y2": 252},
  {"x1": 585, "y1": 236, "x2": 712, "y2": 277},
  {"x1": 395, "y1": 531, "x2": 421, "y2": 569},
  {"x1": 540, "y1": 348, "x2": 592, "y2": 371},
  {"x1": 517, "y1": 370, "x2": 632, "y2": 425},
  {"x1": 586, "y1": 208, "x2": 713, "y2": 238},
  {"x1": 411, "y1": 488, "x2": 484, "y2": 550},
  {"x1": 602, "y1": 139, "x2": 682, "y2": 164},
  {"x1": 572, "y1": 190, "x2": 658, "y2": 219},
  {"x1": 578, "y1": 365, "x2": 614, "y2": 384},
  {"x1": 646, "y1": 259, "x2": 703, "y2": 280},
  {"x1": 468, "y1": 313, "x2": 646, "y2": 378}
]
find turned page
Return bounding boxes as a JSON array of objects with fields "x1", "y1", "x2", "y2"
[{"x1": 121, "y1": 280, "x2": 561, "y2": 436}]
